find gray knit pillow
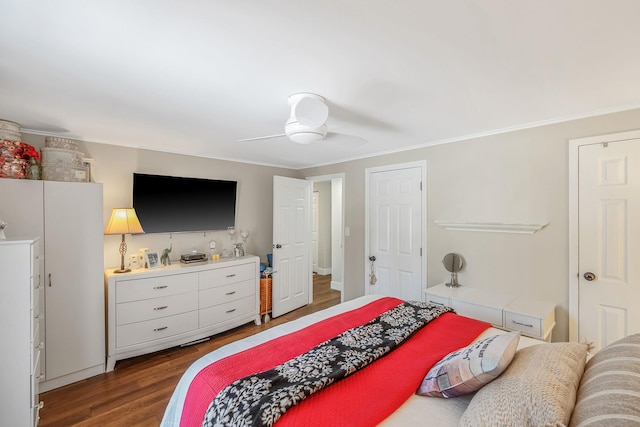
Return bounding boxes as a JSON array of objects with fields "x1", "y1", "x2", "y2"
[
  {"x1": 459, "y1": 342, "x2": 588, "y2": 427},
  {"x1": 569, "y1": 333, "x2": 640, "y2": 427}
]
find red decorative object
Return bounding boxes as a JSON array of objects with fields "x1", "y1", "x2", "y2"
[
  {"x1": 23, "y1": 146, "x2": 40, "y2": 162},
  {"x1": 0, "y1": 139, "x2": 39, "y2": 179}
]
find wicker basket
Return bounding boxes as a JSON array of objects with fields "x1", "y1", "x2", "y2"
[
  {"x1": 41, "y1": 147, "x2": 84, "y2": 167},
  {"x1": 260, "y1": 277, "x2": 272, "y2": 314},
  {"x1": 44, "y1": 136, "x2": 79, "y2": 151},
  {"x1": 41, "y1": 162, "x2": 89, "y2": 182},
  {"x1": 0, "y1": 120, "x2": 22, "y2": 142}
]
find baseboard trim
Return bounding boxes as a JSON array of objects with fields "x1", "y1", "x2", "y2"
[{"x1": 331, "y1": 280, "x2": 343, "y2": 292}]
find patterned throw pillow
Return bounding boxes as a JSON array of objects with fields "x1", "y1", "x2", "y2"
[{"x1": 416, "y1": 331, "x2": 520, "y2": 398}]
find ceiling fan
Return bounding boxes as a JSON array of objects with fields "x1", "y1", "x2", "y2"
[{"x1": 238, "y1": 93, "x2": 364, "y2": 145}]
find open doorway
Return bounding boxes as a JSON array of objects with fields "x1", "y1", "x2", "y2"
[{"x1": 307, "y1": 173, "x2": 345, "y2": 303}]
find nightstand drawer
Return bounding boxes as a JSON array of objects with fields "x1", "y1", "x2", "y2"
[
  {"x1": 504, "y1": 298, "x2": 555, "y2": 340},
  {"x1": 451, "y1": 300, "x2": 503, "y2": 327},
  {"x1": 116, "y1": 310, "x2": 198, "y2": 348},
  {"x1": 505, "y1": 312, "x2": 542, "y2": 338},
  {"x1": 116, "y1": 291, "x2": 198, "y2": 325},
  {"x1": 425, "y1": 293, "x2": 450, "y2": 307},
  {"x1": 116, "y1": 272, "x2": 198, "y2": 303}
]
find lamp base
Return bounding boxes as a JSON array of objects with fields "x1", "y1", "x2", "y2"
[{"x1": 113, "y1": 268, "x2": 131, "y2": 274}]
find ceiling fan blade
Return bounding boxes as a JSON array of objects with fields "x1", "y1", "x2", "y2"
[
  {"x1": 324, "y1": 132, "x2": 367, "y2": 146},
  {"x1": 237, "y1": 133, "x2": 286, "y2": 142}
]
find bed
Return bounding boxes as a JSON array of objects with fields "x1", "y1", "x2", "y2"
[{"x1": 161, "y1": 295, "x2": 640, "y2": 427}]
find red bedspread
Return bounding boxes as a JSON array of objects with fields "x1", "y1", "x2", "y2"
[{"x1": 180, "y1": 297, "x2": 490, "y2": 427}]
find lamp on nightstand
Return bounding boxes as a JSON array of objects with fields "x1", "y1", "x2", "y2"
[{"x1": 104, "y1": 208, "x2": 145, "y2": 273}]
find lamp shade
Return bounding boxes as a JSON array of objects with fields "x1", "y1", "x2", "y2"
[{"x1": 104, "y1": 208, "x2": 145, "y2": 235}]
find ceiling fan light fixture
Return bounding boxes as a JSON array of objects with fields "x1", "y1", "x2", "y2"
[{"x1": 286, "y1": 123, "x2": 327, "y2": 144}]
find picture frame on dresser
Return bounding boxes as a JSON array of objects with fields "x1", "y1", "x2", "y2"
[{"x1": 146, "y1": 251, "x2": 161, "y2": 269}]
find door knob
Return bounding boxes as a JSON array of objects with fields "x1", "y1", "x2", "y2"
[
  {"x1": 275, "y1": 244, "x2": 282, "y2": 249},
  {"x1": 583, "y1": 272, "x2": 597, "y2": 281}
]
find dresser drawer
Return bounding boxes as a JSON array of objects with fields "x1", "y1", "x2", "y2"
[
  {"x1": 31, "y1": 348, "x2": 41, "y2": 407},
  {"x1": 116, "y1": 310, "x2": 198, "y2": 348},
  {"x1": 199, "y1": 263, "x2": 255, "y2": 290},
  {"x1": 32, "y1": 320, "x2": 40, "y2": 348},
  {"x1": 116, "y1": 291, "x2": 198, "y2": 325},
  {"x1": 31, "y1": 242, "x2": 40, "y2": 277},
  {"x1": 199, "y1": 296, "x2": 255, "y2": 328},
  {"x1": 199, "y1": 279, "x2": 255, "y2": 309},
  {"x1": 452, "y1": 300, "x2": 504, "y2": 327},
  {"x1": 116, "y1": 272, "x2": 198, "y2": 303}
]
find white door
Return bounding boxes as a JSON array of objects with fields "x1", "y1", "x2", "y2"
[
  {"x1": 272, "y1": 176, "x2": 312, "y2": 317},
  {"x1": 366, "y1": 163, "x2": 425, "y2": 301},
  {"x1": 44, "y1": 182, "x2": 105, "y2": 381},
  {"x1": 576, "y1": 138, "x2": 640, "y2": 351}
]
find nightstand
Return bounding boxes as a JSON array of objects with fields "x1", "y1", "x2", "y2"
[{"x1": 425, "y1": 283, "x2": 556, "y2": 342}]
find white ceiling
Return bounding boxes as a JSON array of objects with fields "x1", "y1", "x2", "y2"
[{"x1": 2, "y1": 1, "x2": 640, "y2": 169}]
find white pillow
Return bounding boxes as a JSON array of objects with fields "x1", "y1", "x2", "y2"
[{"x1": 416, "y1": 331, "x2": 520, "y2": 398}]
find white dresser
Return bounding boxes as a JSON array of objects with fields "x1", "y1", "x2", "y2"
[
  {"x1": 0, "y1": 239, "x2": 44, "y2": 427},
  {"x1": 425, "y1": 283, "x2": 556, "y2": 341},
  {"x1": 105, "y1": 256, "x2": 260, "y2": 371}
]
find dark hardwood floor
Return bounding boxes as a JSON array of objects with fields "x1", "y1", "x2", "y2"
[{"x1": 39, "y1": 274, "x2": 341, "y2": 427}]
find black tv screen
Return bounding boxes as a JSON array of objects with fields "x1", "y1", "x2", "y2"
[{"x1": 133, "y1": 173, "x2": 237, "y2": 233}]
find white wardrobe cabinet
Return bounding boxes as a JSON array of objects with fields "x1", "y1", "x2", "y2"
[{"x1": 0, "y1": 179, "x2": 105, "y2": 392}]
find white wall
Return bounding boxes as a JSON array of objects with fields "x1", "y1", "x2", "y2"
[
  {"x1": 20, "y1": 107, "x2": 640, "y2": 342},
  {"x1": 299, "y1": 108, "x2": 640, "y2": 342},
  {"x1": 21, "y1": 134, "x2": 297, "y2": 269}
]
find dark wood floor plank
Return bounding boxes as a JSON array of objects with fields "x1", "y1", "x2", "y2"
[{"x1": 39, "y1": 274, "x2": 340, "y2": 426}]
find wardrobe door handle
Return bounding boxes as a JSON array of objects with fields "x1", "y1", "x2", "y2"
[{"x1": 48, "y1": 273, "x2": 52, "y2": 287}]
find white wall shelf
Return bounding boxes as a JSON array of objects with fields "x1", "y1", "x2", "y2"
[{"x1": 434, "y1": 221, "x2": 548, "y2": 234}]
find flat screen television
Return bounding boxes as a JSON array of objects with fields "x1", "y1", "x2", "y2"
[{"x1": 133, "y1": 173, "x2": 237, "y2": 233}]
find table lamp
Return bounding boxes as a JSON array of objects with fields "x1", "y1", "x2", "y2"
[{"x1": 104, "y1": 208, "x2": 145, "y2": 273}]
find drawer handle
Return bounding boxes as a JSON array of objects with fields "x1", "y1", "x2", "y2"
[
  {"x1": 154, "y1": 326, "x2": 168, "y2": 332},
  {"x1": 512, "y1": 320, "x2": 534, "y2": 328},
  {"x1": 154, "y1": 306, "x2": 168, "y2": 311},
  {"x1": 225, "y1": 291, "x2": 236, "y2": 295},
  {"x1": 226, "y1": 308, "x2": 236, "y2": 313},
  {"x1": 226, "y1": 274, "x2": 236, "y2": 278},
  {"x1": 428, "y1": 300, "x2": 444, "y2": 306},
  {"x1": 154, "y1": 285, "x2": 168, "y2": 290}
]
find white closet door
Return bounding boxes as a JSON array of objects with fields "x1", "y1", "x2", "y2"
[{"x1": 44, "y1": 182, "x2": 104, "y2": 381}]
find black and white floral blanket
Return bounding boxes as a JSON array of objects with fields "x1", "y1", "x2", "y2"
[{"x1": 202, "y1": 300, "x2": 454, "y2": 427}]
